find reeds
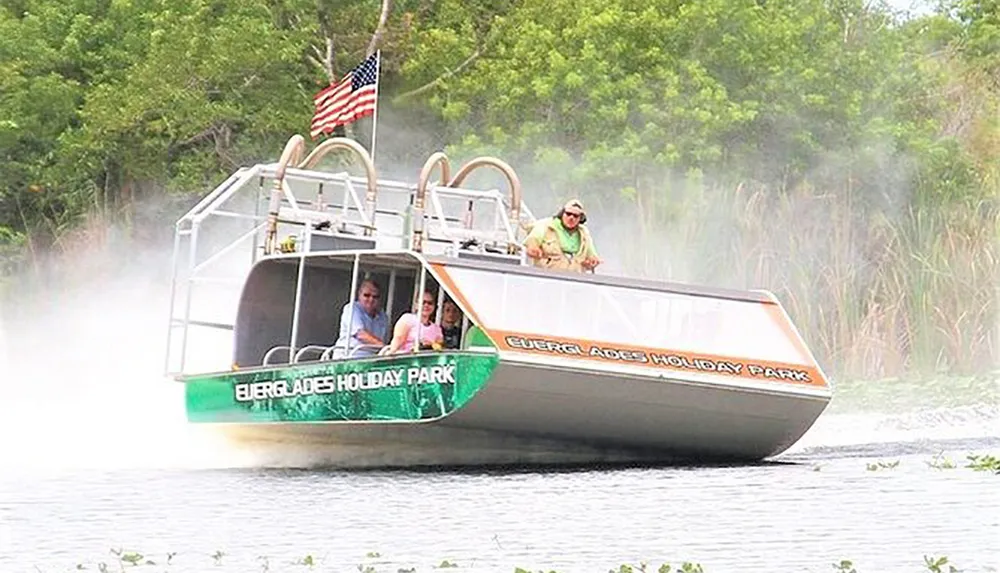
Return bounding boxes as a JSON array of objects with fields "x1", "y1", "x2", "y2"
[{"x1": 630, "y1": 178, "x2": 999, "y2": 381}]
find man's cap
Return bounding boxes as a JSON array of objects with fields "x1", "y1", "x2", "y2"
[{"x1": 563, "y1": 199, "x2": 585, "y2": 216}]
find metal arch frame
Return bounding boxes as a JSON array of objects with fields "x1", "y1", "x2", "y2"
[{"x1": 412, "y1": 152, "x2": 529, "y2": 255}]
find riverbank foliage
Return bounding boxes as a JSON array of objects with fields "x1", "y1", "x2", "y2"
[{"x1": 1, "y1": 0, "x2": 997, "y2": 380}]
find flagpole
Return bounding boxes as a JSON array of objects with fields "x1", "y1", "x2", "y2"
[{"x1": 370, "y1": 50, "x2": 381, "y2": 165}]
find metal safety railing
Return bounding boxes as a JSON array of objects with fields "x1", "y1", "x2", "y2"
[{"x1": 164, "y1": 135, "x2": 540, "y2": 376}]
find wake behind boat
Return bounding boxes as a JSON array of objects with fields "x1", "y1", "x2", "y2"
[{"x1": 163, "y1": 134, "x2": 833, "y2": 467}]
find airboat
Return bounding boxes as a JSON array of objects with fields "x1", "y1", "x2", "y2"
[{"x1": 164, "y1": 134, "x2": 833, "y2": 467}]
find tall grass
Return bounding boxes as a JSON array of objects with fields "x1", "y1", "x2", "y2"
[{"x1": 631, "y1": 179, "x2": 999, "y2": 381}]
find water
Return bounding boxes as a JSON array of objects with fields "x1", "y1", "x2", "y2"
[{"x1": 1, "y1": 265, "x2": 998, "y2": 573}]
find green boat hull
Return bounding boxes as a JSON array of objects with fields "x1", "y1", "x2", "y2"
[{"x1": 184, "y1": 351, "x2": 499, "y2": 424}]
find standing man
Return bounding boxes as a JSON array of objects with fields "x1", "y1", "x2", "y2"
[
  {"x1": 523, "y1": 199, "x2": 601, "y2": 273},
  {"x1": 334, "y1": 279, "x2": 389, "y2": 357}
]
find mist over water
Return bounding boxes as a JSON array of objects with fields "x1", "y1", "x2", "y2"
[
  {"x1": 0, "y1": 223, "x2": 996, "y2": 472},
  {"x1": 0, "y1": 243, "x2": 242, "y2": 474}
]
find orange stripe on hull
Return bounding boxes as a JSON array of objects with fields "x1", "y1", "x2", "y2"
[{"x1": 490, "y1": 329, "x2": 828, "y2": 388}]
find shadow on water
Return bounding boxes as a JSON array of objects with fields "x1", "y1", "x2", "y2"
[{"x1": 212, "y1": 455, "x2": 796, "y2": 477}]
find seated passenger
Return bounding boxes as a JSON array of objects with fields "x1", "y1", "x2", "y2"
[
  {"x1": 440, "y1": 298, "x2": 463, "y2": 350},
  {"x1": 380, "y1": 290, "x2": 444, "y2": 354},
  {"x1": 523, "y1": 199, "x2": 601, "y2": 273},
  {"x1": 333, "y1": 279, "x2": 389, "y2": 357}
]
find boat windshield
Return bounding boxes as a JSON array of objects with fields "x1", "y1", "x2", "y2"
[{"x1": 436, "y1": 266, "x2": 809, "y2": 366}]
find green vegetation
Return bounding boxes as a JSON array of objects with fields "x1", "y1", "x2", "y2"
[
  {"x1": 927, "y1": 451, "x2": 958, "y2": 469},
  {"x1": 1, "y1": 0, "x2": 997, "y2": 381},
  {"x1": 860, "y1": 452, "x2": 1000, "y2": 472},
  {"x1": 865, "y1": 459, "x2": 901, "y2": 471},
  {"x1": 48, "y1": 548, "x2": 973, "y2": 572},
  {"x1": 825, "y1": 372, "x2": 998, "y2": 414},
  {"x1": 966, "y1": 453, "x2": 1000, "y2": 473}
]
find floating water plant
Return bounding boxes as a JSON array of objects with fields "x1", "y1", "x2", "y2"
[
  {"x1": 927, "y1": 452, "x2": 956, "y2": 470},
  {"x1": 865, "y1": 459, "x2": 900, "y2": 471},
  {"x1": 109, "y1": 548, "x2": 154, "y2": 568},
  {"x1": 923, "y1": 555, "x2": 959, "y2": 573},
  {"x1": 965, "y1": 454, "x2": 1000, "y2": 473},
  {"x1": 832, "y1": 560, "x2": 857, "y2": 573},
  {"x1": 27, "y1": 550, "x2": 973, "y2": 572}
]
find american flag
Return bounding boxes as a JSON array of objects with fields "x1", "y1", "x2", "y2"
[{"x1": 310, "y1": 52, "x2": 379, "y2": 139}]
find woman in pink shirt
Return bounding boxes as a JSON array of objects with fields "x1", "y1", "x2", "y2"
[{"x1": 380, "y1": 289, "x2": 444, "y2": 354}]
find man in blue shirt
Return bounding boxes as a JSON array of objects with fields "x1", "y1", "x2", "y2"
[{"x1": 334, "y1": 279, "x2": 389, "y2": 357}]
